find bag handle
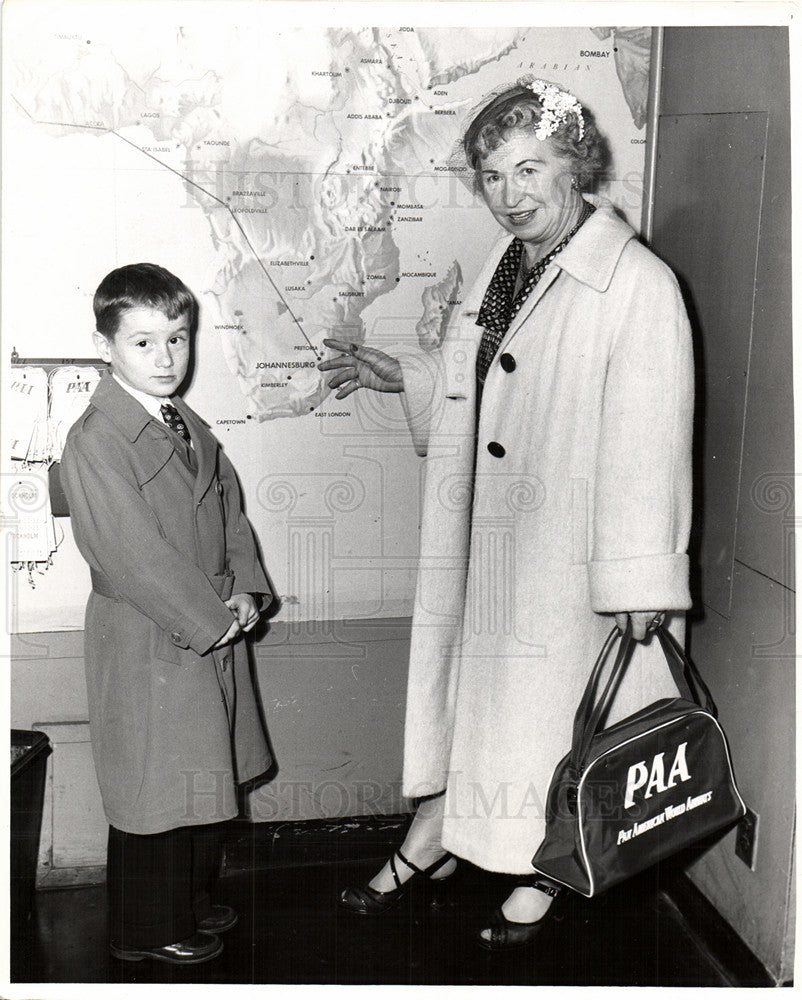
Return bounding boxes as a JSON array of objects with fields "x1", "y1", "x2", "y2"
[
  {"x1": 572, "y1": 623, "x2": 715, "y2": 771},
  {"x1": 655, "y1": 623, "x2": 716, "y2": 714},
  {"x1": 570, "y1": 625, "x2": 630, "y2": 758},
  {"x1": 573, "y1": 626, "x2": 640, "y2": 769}
]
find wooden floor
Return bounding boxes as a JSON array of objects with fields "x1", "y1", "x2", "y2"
[{"x1": 10, "y1": 819, "x2": 746, "y2": 987}]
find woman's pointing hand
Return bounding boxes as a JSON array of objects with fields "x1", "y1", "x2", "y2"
[{"x1": 318, "y1": 338, "x2": 404, "y2": 398}]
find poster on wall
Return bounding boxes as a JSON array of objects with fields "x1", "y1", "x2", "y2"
[{"x1": 2, "y1": 4, "x2": 650, "y2": 632}]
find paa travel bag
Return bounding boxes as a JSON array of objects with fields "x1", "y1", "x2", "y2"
[{"x1": 531, "y1": 624, "x2": 746, "y2": 898}]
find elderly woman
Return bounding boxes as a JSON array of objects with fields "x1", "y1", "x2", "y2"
[{"x1": 319, "y1": 78, "x2": 694, "y2": 949}]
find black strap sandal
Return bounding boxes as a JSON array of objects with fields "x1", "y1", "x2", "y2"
[
  {"x1": 477, "y1": 878, "x2": 564, "y2": 951},
  {"x1": 339, "y1": 850, "x2": 455, "y2": 916}
]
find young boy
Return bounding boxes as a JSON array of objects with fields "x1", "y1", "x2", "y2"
[{"x1": 60, "y1": 263, "x2": 272, "y2": 964}]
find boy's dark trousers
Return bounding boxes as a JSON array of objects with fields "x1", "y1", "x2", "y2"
[{"x1": 106, "y1": 822, "x2": 223, "y2": 948}]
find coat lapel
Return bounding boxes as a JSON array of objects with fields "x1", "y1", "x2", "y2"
[
  {"x1": 89, "y1": 372, "x2": 152, "y2": 440},
  {"x1": 493, "y1": 198, "x2": 635, "y2": 355},
  {"x1": 499, "y1": 268, "x2": 561, "y2": 346},
  {"x1": 173, "y1": 397, "x2": 218, "y2": 502},
  {"x1": 133, "y1": 429, "x2": 181, "y2": 487},
  {"x1": 88, "y1": 374, "x2": 175, "y2": 487}
]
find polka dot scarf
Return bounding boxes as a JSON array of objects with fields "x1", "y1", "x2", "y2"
[{"x1": 475, "y1": 200, "x2": 595, "y2": 384}]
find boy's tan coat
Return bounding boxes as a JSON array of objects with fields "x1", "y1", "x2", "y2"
[{"x1": 60, "y1": 374, "x2": 271, "y2": 834}]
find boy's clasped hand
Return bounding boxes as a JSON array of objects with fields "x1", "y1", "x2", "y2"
[{"x1": 213, "y1": 593, "x2": 260, "y2": 649}]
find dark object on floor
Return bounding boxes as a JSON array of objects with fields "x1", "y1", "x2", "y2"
[{"x1": 11, "y1": 729, "x2": 51, "y2": 923}]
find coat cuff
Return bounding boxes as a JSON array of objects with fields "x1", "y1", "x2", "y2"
[
  {"x1": 179, "y1": 608, "x2": 238, "y2": 657},
  {"x1": 589, "y1": 553, "x2": 691, "y2": 612},
  {"x1": 230, "y1": 574, "x2": 269, "y2": 598}
]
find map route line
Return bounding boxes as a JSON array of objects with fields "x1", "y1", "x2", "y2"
[
  {"x1": 11, "y1": 94, "x2": 318, "y2": 356},
  {"x1": 110, "y1": 129, "x2": 318, "y2": 355}
]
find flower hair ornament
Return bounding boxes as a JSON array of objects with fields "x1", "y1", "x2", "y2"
[
  {"x1": 522, "y1": 77, "x2": 585, "y2": 141},
  {"x1": 443, "y1": 75, "x2": 587, "y2": 187}
]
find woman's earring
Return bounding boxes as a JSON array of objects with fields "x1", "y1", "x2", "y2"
[{"x1": 570, "y1": 176, "x2": 579, "y2": 191}]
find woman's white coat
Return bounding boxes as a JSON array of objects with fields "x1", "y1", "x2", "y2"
[{"x1": 397, "y1": 197, "x2": 695, "y2": 872}]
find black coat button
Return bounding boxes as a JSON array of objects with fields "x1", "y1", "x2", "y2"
[
  {"x1": 500, "y1": 353, "x2": 516, "y2": 372},
  {"x1": 487, "y1": 441, "x2": 505, "y2": 458}
]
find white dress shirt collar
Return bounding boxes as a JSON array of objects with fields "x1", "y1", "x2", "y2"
[{"x1": 112, "y1": 373, "x2": 171, "y2": 420}]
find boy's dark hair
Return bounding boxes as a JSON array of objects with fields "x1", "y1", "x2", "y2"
[{"x1": 93, "y1": 263, "x2": 197, "y2": 338}]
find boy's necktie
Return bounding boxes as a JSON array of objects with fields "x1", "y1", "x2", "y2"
[{"x1": 160, "y1": 402, "x2": 191, "y2": 444}]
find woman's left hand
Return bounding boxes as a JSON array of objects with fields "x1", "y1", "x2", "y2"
[{"x1": 614, "y1": 611, "x2": 665, "y2": 641}]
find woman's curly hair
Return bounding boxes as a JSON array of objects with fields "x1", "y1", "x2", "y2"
[{"x1": 463, "y1": 83, "x2": 610, "y2": 192}]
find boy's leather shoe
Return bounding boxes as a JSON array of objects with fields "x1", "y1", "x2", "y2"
[
  {"x1": 109, "y1": 932, "x2": 223, "y2": 964},
  {"x1": 197, "y1": 904, "x2": 238, "y2": 934}
]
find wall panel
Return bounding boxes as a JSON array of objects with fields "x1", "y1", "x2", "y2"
[
  {"x1": 649, "y1": 26, "x2": 793, "y2": 982},
  {"x1": 652, "y1": 111, "x2": 768, "y2": 616}
]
